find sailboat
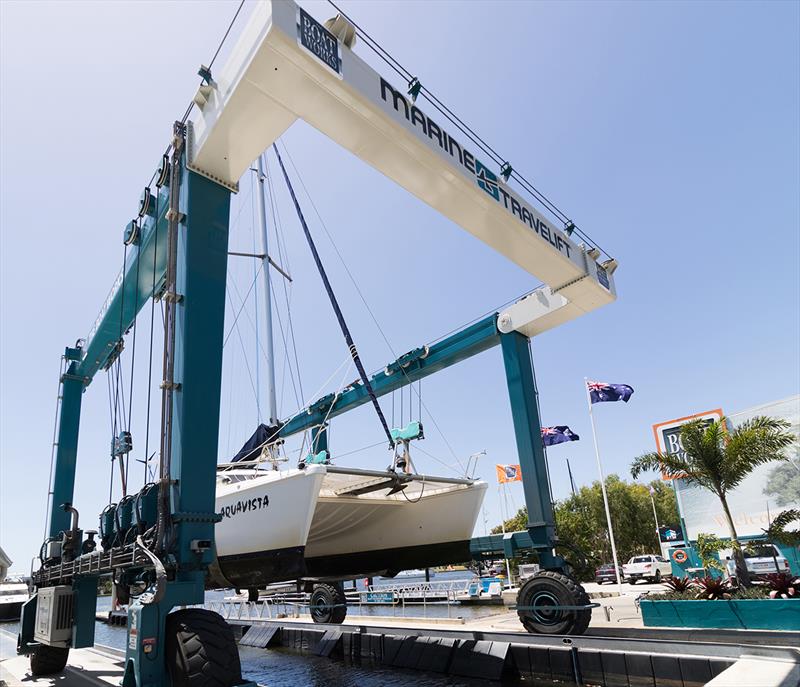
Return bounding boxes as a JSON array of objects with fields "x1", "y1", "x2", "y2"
[{"x1": 209, "y1": 151, "x2": 487, "y2": 590}]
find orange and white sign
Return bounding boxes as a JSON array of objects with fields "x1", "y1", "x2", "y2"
[
  {"x1": 496, "y1": 464, "x2": 522, "y2": 484},
  {"x1": 652, "y1": 408, "x2": 724, "y2": 480}
]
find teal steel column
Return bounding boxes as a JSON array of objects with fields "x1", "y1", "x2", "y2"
[
  {"x1": 168, "y1": 167, "x2": 231, "y2": 577},
  {"x1": 123, "y1": 163, "x2": 232, "y2": 687},
  {"x1": 49, "y1": 362, "x2": 85, "y2": 537},
  {"x1": 500, "y1": 332, "x2": 555, "y2": 548}
]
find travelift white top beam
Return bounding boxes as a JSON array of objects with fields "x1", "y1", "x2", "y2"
[{"x1": 189, "y1": 0, "x2": 617, "y2": 334}]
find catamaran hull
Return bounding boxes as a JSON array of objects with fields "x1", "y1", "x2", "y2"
[
  {"x1": 211, "y1": 465, "x2": 325, "y2": 588},
  {"x1": 304, "y1": 480, "x2": 487, "y2": 579},
  {"x1": 305, "y1": 540, "x2": 471, "y2": 579}
]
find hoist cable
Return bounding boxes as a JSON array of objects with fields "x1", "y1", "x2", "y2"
[
  {"x1": 43, "y1": 355, "x2": 66, "y2": 540},
  {"x1": 277, "y1": 142, "x2": 467, "y2": 474},
  {"x1": 274, "y1": 144, "x2": 395, "y2": 449},
  {"x1": 143, "y1": 192, "x2": 160, "y2": 488}
]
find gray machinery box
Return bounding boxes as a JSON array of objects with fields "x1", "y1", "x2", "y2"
[{"x1": 34, "y1": 586, "x2": 73, "y2": 647}]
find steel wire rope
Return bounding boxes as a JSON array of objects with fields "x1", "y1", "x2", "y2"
[
  {"x1": 277, "y1": 142, "x2": 467, "y2": 475},
  {"x1": 266, "y1": 271, "x2": 299, "y2": 413},
  {"x1": 222, "y1": 262, "x2": 264, "y2": 349},
  {"x1": 106, "y1": 244, "x2": 130, "y2": 500},
  {"x1": 143, "y1": 190, "x2": 161, "y2": 488},
  {"x1": 324, "y1": 0, "x2": 610, "y2": 257},
  {"x1": 226, "y1": 259, "x2": 290, "y2": 407},
  {"x1": 315, "y1": 359, "x2": 355, "y2": 459},
  {"x1": 265, "y1": 157, "x2": 304, "y2": 407},
  {"x1": 107, "y1": 371, "x2": 116, "y2": 503},
  {"x1": 43, "y1": 355, "x2": 67, "y2": 540},
  {"x1": 220, "y1": 349, "x2": 355, "y2": 467},
  {"x1": 226, "y1": 289, "x2": 261, "y2": 407},
  {"x1": 273, "y1": 144, "x2": 395, "y2": 449},
  {"x1": 125, "y1": 230, "x2": 142, "y2": 491},
  {"x1": 129, "y1": 0, "x2": 247, "y2": 208}
]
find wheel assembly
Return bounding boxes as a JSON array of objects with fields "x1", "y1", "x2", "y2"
[
  {"x1": 309, "y1": 582, "x2": 347, "y2": 624},
  {"x1": 516, "y1": 571, "x2": 591, "y2": 635},
  {"x1": 30, "y1": 644, "x2": 69, "y2": 676},
  {"x1": 165, "y1": 609, "x2": 243, "y2": 687}
]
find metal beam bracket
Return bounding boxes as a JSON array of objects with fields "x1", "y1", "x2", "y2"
[{"x1": 171, "y1": 511, "x2": 223, "y2": 524}]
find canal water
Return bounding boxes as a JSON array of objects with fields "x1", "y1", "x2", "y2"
[{"x1": 0, "y1": 572, "x2": 511, "y2": 686}]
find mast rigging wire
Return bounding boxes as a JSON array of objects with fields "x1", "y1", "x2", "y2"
[
  {"x1": 277, "y1": 142, "x2": 467, "y2": 475},
  {"x1": 273, "y1": 144, "x2": 395, "y2": 450}
]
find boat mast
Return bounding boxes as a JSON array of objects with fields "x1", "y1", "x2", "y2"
[{"x1": 255, "y1": 153, "x2": 278, "y2": 425}]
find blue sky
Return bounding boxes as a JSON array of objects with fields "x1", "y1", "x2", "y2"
[{"x1": 1, "y1": 0, "x2": 798, "y2": 569}]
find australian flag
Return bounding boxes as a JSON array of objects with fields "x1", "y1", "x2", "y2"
[
  {"x1": 587, "y1": 381, "x2": 634, "y2": 404},
  {"x1": 541, "y1": 426, "x2": 580, "y2": 446}
]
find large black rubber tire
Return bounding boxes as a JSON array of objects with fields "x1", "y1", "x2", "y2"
[
  {"x1": 310, "y1": 582, "x2": 347, "y2": 624},
  {"x1": 517, "y1": 571, "x2": 592, "y2": 635},
  {"x1": 30, "y1": 644, "x2": 69, "y2": 676},
  {"x1": 165, "y1": 609, "x2": 242, "y2": 687}
]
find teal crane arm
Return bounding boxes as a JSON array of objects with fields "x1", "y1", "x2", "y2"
[
  {"x1": 75, "y1": 189, "x2": 171, "y2": 382},
  {"x1": 278, "y1": 315, "x2": 500, "y2": 439},
  {"x1": 276, "y1": 310, "x2": 558, "y2": 559}
]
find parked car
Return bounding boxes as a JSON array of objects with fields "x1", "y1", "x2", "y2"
[
  {"x1": 623, "y1": 554, "x2": 672, "y2": 584},
  {"x1": 722, "y1": 544, "x2": 791, "y2": 579},
  {"x1": 594, "y1": 563, "x2": 622, "y2": 584}
]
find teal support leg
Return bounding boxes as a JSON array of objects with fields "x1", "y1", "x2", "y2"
[
  {"x1": 49, "y1": 367, "x2": 85, "y2": 537},
  {"x1": 123, "y1": 160, "x2": 236, "y2": 686},
  {"x1": 122, "y1": 582, "x2": 203, "y2": 687},
  {"x1": 71, "y1": 576, "x2": 98, "y2": 648},
  {"x1": 168, "y1": 168, "x2": 231, "y2": 571},
  {"x1": 500, "y1": 332, "x2": 562, "y2": 568}
]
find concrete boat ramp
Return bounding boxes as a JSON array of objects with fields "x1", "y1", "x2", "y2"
[{"x1": 2, "y1": 619, "x2": 798, "y2": 687}]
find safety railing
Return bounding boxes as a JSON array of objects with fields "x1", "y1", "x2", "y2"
[{"x1": 209, "y1": 578, "x2": 488, "y2": 623}]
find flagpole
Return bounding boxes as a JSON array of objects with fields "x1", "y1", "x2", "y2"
[
  {"x1": 566, "y1": 458, "x2": 577, "y2": 497},
  {"x1": 585, "y1": 378, "x2": 624, "y2": 597},
  {"x1": 649, "y1": 487, "x2": 661, "y2": 543},
  {"x1": 502, "y1": 483, "x2": 513, "y2": 586},
  {"x1": 498, "y1": 482, "x2": 513, "y2": 586}
]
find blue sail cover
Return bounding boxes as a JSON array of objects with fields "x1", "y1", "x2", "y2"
[{"x1": 231, "y1": 424, "x2": 280, "y2": 462}]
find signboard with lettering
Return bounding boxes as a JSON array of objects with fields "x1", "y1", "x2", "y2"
[
  {"x1": 653, "y1": 397, "x2": 800, "y2": 541},
  {"x1": 658, "y1": 524, "x2": 684, "y2": 544},
  {"x1": 297, "y1": 8, "x2": 342, "y2": 77},
  {"x1": 365, "y1": 591, "x2": 394, "y2": 604},
  {"x1": 652, "y1": 408, "x2": 724, "y2": 480}
]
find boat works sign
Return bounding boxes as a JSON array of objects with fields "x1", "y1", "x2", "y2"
[
  {"x1": 654, "y1": 397, "x2": 800, "y2": 540},
  {"x1": 652, "y1": 408, "x2": 724, "y2": 480}
]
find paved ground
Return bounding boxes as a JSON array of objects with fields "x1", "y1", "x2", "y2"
[{"x1": 0, "y1": 629, "x2": 126, "y2": 687}]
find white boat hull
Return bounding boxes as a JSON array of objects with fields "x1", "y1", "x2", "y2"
[
  {"x1": 304, "y1": 474, "x2": 487, "y2": 578},
  {"x1": 211, "y1": 463, "x2": 486, "y2": 586},
  {"x1": 212, "y1": 464, "x2": 325, "y2": 588}
]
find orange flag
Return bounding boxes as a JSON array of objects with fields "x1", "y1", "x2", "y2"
[{"x1": 496, "y1": 464, "x2": 522, "y2": 484}]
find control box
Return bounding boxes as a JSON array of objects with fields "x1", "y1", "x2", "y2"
[{"x1": 34, "y1": 586, "x2": 73, "y2": 647}]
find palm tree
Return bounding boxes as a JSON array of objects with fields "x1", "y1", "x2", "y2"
[{"x1": 631, "y1": 416, "x2": 795, "y2": 585}]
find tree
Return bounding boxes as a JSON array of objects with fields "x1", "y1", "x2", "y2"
[
  {"x1": 763, "y1": 509, "x2": 800, "y2": 548},
  {"x1": 491, "y1": 476, "x2": 680, "y2": 578},
  {"x1": 763, "y1": 459, "x2": 800, "y2": 507},
  {"x1": 631, "y1": 416, "x2": 795, "y2": 586}
]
